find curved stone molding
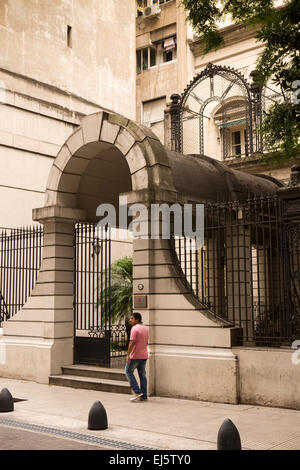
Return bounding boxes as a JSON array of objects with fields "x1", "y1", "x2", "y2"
[
  {"x1": 45, "y1": 111, "x2": 176, "y2": 207},
  {"x1": 0, "y1": 110, "x2": 239, "y2": 397}
]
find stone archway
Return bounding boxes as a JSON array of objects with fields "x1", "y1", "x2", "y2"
[
  {"x1": 44, "y1": 111, "x2": 176, "y2": 210},
  {"x1": 0, "y1": 111, "x2": 241, "y2": 402},
  {"x1": 0, "y1": 111, "x2": 178, "y2": 383}
]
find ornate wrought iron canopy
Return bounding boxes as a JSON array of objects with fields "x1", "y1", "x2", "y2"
[{"x1": 171, "y1": 63, "x2": 281, "y2": 160}]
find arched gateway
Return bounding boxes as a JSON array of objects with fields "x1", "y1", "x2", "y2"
[
  {"x1": 0, "y1": 111, "x2": 180, "y2": 385},
  {"x1": 0, "y1": 110, "x2": 287, "y2": 405}
]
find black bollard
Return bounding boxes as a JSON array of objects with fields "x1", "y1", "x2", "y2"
[
  {"x1": 0, "y1": 388, "x2": 14, "y2": 412},
  {"x1": 88, "y1": 401, "x2": 108, "y2": 430},
  {"x1": 217, "y1": 418, "x2": 242, "y2": 450}
]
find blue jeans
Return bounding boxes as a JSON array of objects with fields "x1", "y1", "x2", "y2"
[{"x1": 125, "y1": 359, "x2": 147, "y2": 399}]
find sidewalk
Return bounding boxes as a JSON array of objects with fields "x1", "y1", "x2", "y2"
[{"x1": 0, "y1": 377, "x2": 299, "y2": 450}]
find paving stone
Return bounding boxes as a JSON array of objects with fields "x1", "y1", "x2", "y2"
[
  {"x1": 0, "y1": 377, "x2": 299, "y2": 450},
  {"x1": 0, "y1": 425, "x2": 101, "y2": 450}
]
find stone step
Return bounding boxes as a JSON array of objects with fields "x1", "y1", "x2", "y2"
[
  {"x1": 62, "y1": 364, "x2": 127, "y2": 382},
  {"x1": 49, "y1": 374, "x2": 131, "y2": 395}
]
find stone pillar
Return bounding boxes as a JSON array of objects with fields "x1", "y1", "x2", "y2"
[
  {"x1": 128, "y1": 189, "x2": 239, "y2": 403},
  {"x1": 225, "y1": 224, "x2": 252, "y2": 343},
  {"x1": 206, "y1": 229, "x2": 226, "y2": 317},
  {"x1": 169, "y1": 94, "x2": 181, "y2": 153},
  {"x1": 277, "y1": 165, "x2": 300, "y2": 338},
  {"x1": 164, "y1": 102, "x2": 172, "y2": 150},
  {"x1": 278, "y1": 164, "x2": 300, "y2": 217},
  {"x1": 0, "y1": 206, "x2": 86, "y2": 383}
]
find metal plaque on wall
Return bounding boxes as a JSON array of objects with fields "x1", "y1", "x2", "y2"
[{"x1": 134, "y1": 295, "x2": 147, "y2": 308}]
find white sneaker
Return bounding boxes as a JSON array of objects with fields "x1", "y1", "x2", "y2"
[{"x1": 130, "y1": 392, "x2": 143, "y2": 402}]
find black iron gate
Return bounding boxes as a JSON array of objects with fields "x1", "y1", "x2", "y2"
[{"x1": 74, "y1": 224, "x2": 113, "y2": 367}]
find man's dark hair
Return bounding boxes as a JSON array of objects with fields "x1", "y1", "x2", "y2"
[{"x1": 131, "y1": 312, "x2": 142, "y2": 323}]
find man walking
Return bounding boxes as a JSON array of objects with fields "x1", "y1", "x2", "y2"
[{"x1": 125, "y1": 312, "x2": 148, "y2": 402}]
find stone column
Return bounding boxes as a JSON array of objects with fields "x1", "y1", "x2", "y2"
[
  {"x1": 128, "y1": 188, "x2": 239, "y2": 403},
  {"x1": 225, "y1": 224, "x2": 253, "y2": 343},
  {"x1": 278, "y1": 164, "x2": 300, "y2": 217},
  {"x1": 169, "y1": 94, "x2": 181, "y2": 153},
  {"x1": 277, "y1": 165, "x2": 300, "y2": 338},
  {"x1": 205, "y1": 229, "x2": 226, "y2": 317},
  {"x1": 164, "y1": 102, "x2": 172, "y2": 150},
  {"x1": 0, "y1": 206, "x2": 86, "y2": 383},
  {"x1": 128, "y1": 189, "x2": 183, "y2": 396}
]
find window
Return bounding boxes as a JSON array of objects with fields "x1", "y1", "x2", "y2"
[
  {"x1": 150, "y1": 48, "x2": 156, "y2": 67},
  {"x1": 136, "y1": 36, "x2": 176, "y2": 74},
  {"x1": 143, "y1": 97, "x2": 166, "y2": 142},
  {"x1": 67, "y1": 25, "x2": 72, "y2": 48},
  {"x1": 137, "y1": 0, "x2": 147, "y2": 16},
  {"x1": 163, "y1": 50, "x2": 174, "y2": 62},
  {"x1": 157, "y1": 36, "x2": 177, "y2": 63},
  {"x1": 231, "y1": 130, "x2": 241, "y2": 156},
  {"x1": 213, "y1": 98, "x2": 248, "y2": 159},
  {"x1": 152, "y1": 0, "x2": 172, "y2": 4},
  {"x1": 229, "y1": 127, "x2": 246, "y2": 157},
  {"x1": 136, "y1": 46, "x2": 156, "y2": 73},
  {"x1": 143, "y1": 97, "x2": 166, "y2": 125}
]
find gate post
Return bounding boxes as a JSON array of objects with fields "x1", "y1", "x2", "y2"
[
  {"x1": 278, "y1": 165, "x2": 300, "y2": 215},
  {"x1": 127, "y1": 188, "x2": 184, "y2": 397},
  {"x1": 170, "y1": 94, "x2": 181, "y2": 153},
  {"x1": 277, "y1": 165, "x2": 300, "y2": 339},
  {"x1": 0, "y1": 206, "x2": 86, "y2": 383},
  {"x1": 127, "y1": 187, "x2": 238, "y2": 402}
]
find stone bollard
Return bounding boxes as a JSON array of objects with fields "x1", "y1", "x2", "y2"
[
  {"x1": 88, "y1": 401, "x2": 108, "y2": 430},
  {"x1": 217, "y1": 418, "x2": 242, "y2": 450},
  {"x1": 0, "y1": 388, "x2": 14, "y2": 412}
]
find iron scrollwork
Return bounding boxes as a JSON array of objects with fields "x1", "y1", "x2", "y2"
[{"x1": 172, "y1": 62, "x2": 265, "y2": 159}]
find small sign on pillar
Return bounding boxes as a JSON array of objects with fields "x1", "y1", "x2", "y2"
[{"x1": 134, "y1": 295, "x2": 147, "y2": 308}]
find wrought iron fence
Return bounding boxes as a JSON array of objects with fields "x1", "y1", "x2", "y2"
[
  {"x1": 3, "y1": 210, "x2": 299, "y2": 350},
  {"x1": 0, "y1": 224, "x2": 128, "y2": 360},
  {"x1": 74, "y1": 224, "x2": 128, "y2": 363},
  {"x1": 171, "y1": 195, "x2": 300, "y2": 347},
  {"x1": 0, "y1": 226, "x2": 43, "y2": 326},
  {"x1": 110, "y1": 325, "x2": 129, "y2": 357}
]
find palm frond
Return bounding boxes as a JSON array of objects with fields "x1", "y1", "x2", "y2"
[{"x1": 98, "y1": 256, "x2": 133, "y2": 324}]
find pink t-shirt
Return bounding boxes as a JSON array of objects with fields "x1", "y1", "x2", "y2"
[{"x1": 129, "y1": 324, "x2": 149, "y2": 359}]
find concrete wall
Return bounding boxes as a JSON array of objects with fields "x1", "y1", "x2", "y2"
[
  {"x1": 0, "y1": 0, "x2": 136, "y2": 116},
  {"x1": 0, "y1": 85, "x2": 80, "y2": 228},
  {"x1": 0, "y1": 0, "x2": 136, "y2": 229},
  {"x1": 149, "y1": 337, "x2": 300, "y2": 409},
  {"x1": 234, "y1": 347, "x2": 300, "y2": 410}
]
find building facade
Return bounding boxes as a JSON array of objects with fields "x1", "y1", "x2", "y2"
[
  {"x1": 0, "y1": 0, "x2": 136, "y2": 229},
  {"x1": 0, "y1": 0, "x2": 299, "y2": 412},
  {"x1": 136, "y1": 0, "x2": 193, "y2": 144},
  {"x1": 135, "y1": 0, "x2": 291, "y2": 183}
]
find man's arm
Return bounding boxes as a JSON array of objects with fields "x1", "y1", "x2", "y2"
[{"x1": 126, "y1": 340, "x2": 135, "y2": 363}]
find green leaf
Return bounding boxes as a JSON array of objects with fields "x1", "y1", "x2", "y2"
[{"x1": 98, "y1": 256, "x2": 133, "y2": 325}]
